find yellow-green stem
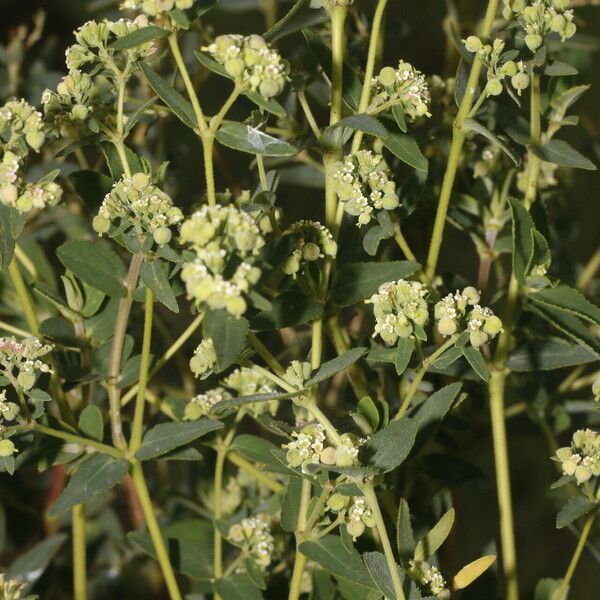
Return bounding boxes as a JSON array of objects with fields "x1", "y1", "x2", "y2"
[
  {"x1": 213, "y1": 447, "x2": 227, "y2": 598},
  {"x1": 554, "y1": 512, "x2": 596, "y2": 600},
  {"x1": 227, "y1": 451, "x2": 282, "y2": 493},
  {"x1": 108, "y1": 253, "x2": 143, "y2": 449},
  {"x1": 287, "y1": 478, "x2": 312, "y2": 600},
  {"x1": 130, "y1": 460, "x2": 183, "y2": 600},
  {"x1": 8, "y1": 258, "x2": 39, "y2": 336},
  {"x1": 129, "y1": 287, "x2": 154, "y2": 454},
  {"x1": 489, "y1": 371, "x2": 519, "y2": 600},
  {"x1": 72, "y1": 504, "x2": 87, "y2": 600},
  {"x1": 247, "y1": 331, "x2": 287, "y2": 377},
  {"x1": 362, "y1": 484, "x2": 406, "y2": 600},
  {"x1": 424, "y1": 0, "x2": 500, "y2": 282}
]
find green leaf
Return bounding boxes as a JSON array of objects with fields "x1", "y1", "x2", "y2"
[
  {"x1": 6, "y1": 534, "x2": 67, "y2": 593},
  {"x1": 330, "y1": 261, "x2": 420, "y2": 306},
  {"x1": 203, "y1": 309, "x2": 249, "y2": 371},
  {"x1": 129, "y1": 519, "x2": 213, "y2": 578},
  {"x1": 549, "y1": 84, "x2": 589, "y2": 120},
  {"x1": 356, "y1": 396, "x2": 380, "y2": 432},
  {"x1": 531, "y1": 139, "x2": 596, "y2": 171},
  {"x1": 392, "y1": 105, "x2": 407, "y2": 133},
  {"x1": 414, "y1": 508, "x2": 455, "y2": 561},
  {"x1": 101, "y1": 141, "x2": 144, "y2": 179},
  {"x1": 305, "y1": 347, "x2": 367, "y2": 387},
  {"x1": 464, "y1": 118, "x2": 521, "y2": 166},
  {"x1": 299, "y1": 535, "x2": 375, "y2": 587},
  {"x1": 363, "y1": 552, "x2": 413, "y2": 600},
  {"x1": 57, "y1": 240, "x2": 126, "y2": 297},
  {"x1": 78, "y1": 406, "x2": 104, "y2": 442},
  {"x1": 244, "y1": 558, "x2": 267, "y2": 590},
  {"x1": 140, "y1": 63, "x2": 197, "y2": 129},
  {"x1": 140, "y1": 259, "x2": 179, "y2": 313},
  {"x1": 0, "y1": 204, "x2": 17, "y2": 269},
  {"x1": 544, "y1": 61, "x2": 578, "y2": 77},
  {"x1": 253, "y1": 290, "x2": 323, "y2": 330},
  {"x1": 215, "y1": 123, "x2": 298, "y2": 157},
  {"x1": 136, "y1": 418, "x2": 223, "y2": 460},
  {"x1": 395, "y1": 338, "x2": 414, "y2": 376},
  {"x1": 452, "y1": 555, "x2": 496, "y2": 590},
  {"x1": 281, "y1": 477, "x2": 304, "y2": 532},
  {"x1": 264, "y1": 0, "x2": 312, "y2": 41},
  {"x1": 409, "y1": 382, "x2": 462, "y2": 453},
  {"x1": 110, "y1": 25, "x2": 170, "y2": 49},
  {"x1": 530, "y1": 286, "x2": 600, "y2": 326},
  {"x1": 214, "y1": 573, "x2": 263, "y2": 600},
  {"x1": 534, "y1": 578, "x2": 563, "y2": 600},
  {"x1": 68, "y1": 170, "x2": 113, "y2": 212},
  {"x1": 48, "y1": 454, "x2": 129, "y2": 516},
  {"x1": 556, "y1": 496, "x2": 596, "y2": 529},
  {"x1": 508, "y1": 197, "x2": 534, "y2": 285},
  {"x1": 397, "y1": 498, "x2": 416, "y2": 561},
  {"x1": 215, "y1": 389, "x2": 302, "y2": 412},
  {"x1": 231, "y1": 434, "x2": 281, "y2": 466},
  {"x1": 383, "y1": 132, "x2": 428, "y2": 172},
  {"x1": 461, "y1": 346, "x2": 490, "y2": 381},
  {"x1": 326, "y1": 114, "x2": 387, "y2": 137},
  {"x1": 361, "y1": 418, "x2": 417, "y2": 472},
  {"x1": 507, "y1": 339, "x2": 597, "y2": 371},
  {"x1": 527, "y1": 302, "x2": 600, "y2": 358}
]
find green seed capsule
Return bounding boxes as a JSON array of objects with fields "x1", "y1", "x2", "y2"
[{"x1": 0, "y1": 439, "x2": 16, "y2": 457}]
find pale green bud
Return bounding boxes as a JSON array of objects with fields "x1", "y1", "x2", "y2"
[
  {"x1": 465, "y1": 36, "x2": 482, "y2": 53},
  {"x1": 17, "y1": 371, "x2": 36, "y2": 390},
  {"x1": 0, "y1": 439, "x2": 16, "y2": 457},
  {"x1": 326, "y1": 493, "x2": 348, "y2": 512},
  {"x1": 153, "y1": 226, "x2": 172, "y2": 246},
  {"x1": 378, "y1": 66, "x2": 397, "y2": 87},
  {"x1": 92, "y1": 215, "x2": 110, "y2": 234},
  {"x1": 347, "y1": 520, "x2": 366, "y2": 539},
  {"x1": 438, "y1": 317, "x2": 457, "y2": 337},
  {"x1": 486, "y1": 78, "x2": 503, "y2": 96},
  {"x1": 470, "y1": 330, "x2": 489, "y2": 348},
  {"x1": 511, "y1": 71, "x2": 530, "y2": 92},
  {"x1": 483, "y1": 315, "x2": 503, "y2": 336},
  {"x1": 525, "y1": 33, "x2": 543, "y2": 52}
]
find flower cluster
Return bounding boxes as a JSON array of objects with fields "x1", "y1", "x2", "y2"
[
  {"x1": 0, "y1": 390, "x2": 20, "y2": 426},
  {"x1": 65, "y1": 17, "x2": 154, "y2": 73},
  {"x1": 121, "y1": 0, "x2": 194, "y2": 16},
  {"x1": 409, "y1": 560, "x2": 449, "y2": 599},
  {"x1": 367, "y1": 280, "x2": 429, "y2": 345},
  {"x1": 184, "y1": 387, "x2": 231, "y2": 421},
  {"x1": 281, "y1": 221, "x2": 337, "y2": 278},
  {"x1": 284, "y1": 424, "x2": 360, "y2": 472},
  {"x1": 189, "y1": 338, "x2": 217, "y2": 379},
  {"x1": 283, "y1": 360, "x2": 312, "y2": 390},
  {"x1": 556, "y1": 429, "x2": 600, "y2": 487},
  {"x1": 203, "y1": 35, "x2": 288, "y2": 99},
  {"x1": 503, "y1": 0, "x2": 576, "y2": 50},
  {"x1": 227, "y1": 515, "x2": 275, "y2": 569},
  {"x1": 0, "y1": 337, "x2": 53, "y2": 392},
  {"x1": 224, "y1": 367, "x2": 278, "y2": 417},
  {"x1": 42, "y1": 71, "x2": 114, "y2": 139},
  {"x1": 0, "y1": 573, "x2": 27, "y2": 600},
  {"x1": 331, "y1": 150, "x2": 400, "y2": 226},
  {"x1": 93, "y1": 173, "x2": 183, "y2": 247},
  {"x1": 0, "y1": 99, "x2": 45, "y2": 155},
  {"x1": 434, "y1": 286, "x2": 503, "y2": 347},
  {"x1": 371, "y1": 60, "x2": 431, "y2": 120},
  {"x1": 179, "y1": 204, "x2": 264, "y2": 317},
  {"x1": 326, "y1": 493, "x2": 375, "y2": 539},
  {"x1": 464, "y1": 37, "x2": 530, "y2": 96}
]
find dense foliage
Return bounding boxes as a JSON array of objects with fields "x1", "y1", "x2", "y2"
[{"x1": 0, "y1": 0, "x2": 599, "y2": 599}]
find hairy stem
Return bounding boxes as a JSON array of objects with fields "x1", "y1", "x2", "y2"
[
  {"x1": 287, "y1": 479, "x2": 312, "y2": 600},
  {"x1": 108, "y1": 253, "x2": 143, "y2": 449},
  {"x1": 213, "y1": 447, "x2": 227, "y2": 596},
  {"x1": 129, "y1": 287, "x2": 154, "y2": 453},
  {"x1": 424, "y1": 0, "x2": 500, "y2": 282},
  {"x1": 130, "y1": 460, "x2": 183, "y2": 600},
  {"x1": 362, "y1": 484, "x2": 406, "y2": 600},
  {"x1": 72, "y1": 504, "x2": 87, "y2": 600}
]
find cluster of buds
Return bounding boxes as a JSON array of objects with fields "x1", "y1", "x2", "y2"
[
  {"x1": 184, "y1": 387, "x2": 231, "y2": 421},
  {"x1": 224, "y1": 367, "x2": 278, "y2": 417},
  {"x1": 121, "y1": 0, "x2": 194, "y2": 16},
  {"x1": 409, "y1": 561, "x2": 449, "y2": 599},
  {"x1": 0, "y1": 573, "x2": 27, "y2": 600},
  {"x1": 0, "y1": 390, "x2": 20, "y2": 426},
  {"x1": 0, "y1": 337, "x2": 53, "y2": 392},
  {"x1": 434, "y1": 286, "x2": 503, "y2": 347},
  {"x1": 179, "y1": 204, "x2": 264, "y2": 317},
  {"x1": 283, "y1": 360, "x2": 312, "y2": 391},
  {"x1": 555, "y1": 429, "x2": 600, "y2": 488},
  {"x1": 370, "y1": 60, "x2": 431, "y2": 120},
  {"x1": 502, "y1": 0, "x2": 576, "y2": 50},
  {"x1": 227, "y1": 515, "x2": 275, "y2": 570},
  {"x1": 281, "y1": 221, "x2": 337, "y2": 278},
  {"x1": 203, "y1": 35, "x2": 289, "y2": 99},
  {"x1": 366, "y1": 280, "x2": 429, "y2": 345},
  {"x1": 93, "y1": 173, "x2": 183, "y2": 247},
  {"x1": 189, "y1": 338, "x2": 217, "y2": 379},
  {"x1": 0, "y1": 151, "x2": 62, "y2": 214},
  {"x1": 42, "y1": 70, "x2": 114, "y2": 139},
  {"x1": 284, "y1": 424, "x2": 360, "y2": 472},
  {"x1": 0, "y1": 99, "x2": 45, "y2": 155},
  {"x1": 331, "y1": 150, "x2": 400, "y2": 226},
  {"x1": 65, "y1": 17, "x2": 155, "y2": 73},
  {"x1": 326, "y1": 493, "x2": 375, "y2": 539},
  {"x1": 464, "y1": 37, "x2": 530, "y2": 96}
]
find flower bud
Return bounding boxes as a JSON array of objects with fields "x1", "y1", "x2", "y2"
[
  {"x1": 225, "y1": 58, "x2": 246, "y2": 79},
  {"x1": 346, "y1": 520, "x2": 366, "y2": 539},
  {"x1": 153, "y1": 226, "x2": 172, "y2": 246},
  {"x1": 92, "y1": 215, "x2": 110, "y2": 234},
  {"x1": 438, "y1": 317, "x2": 457, "y2": 337},
  {"x1": 2, "y1": 402, "x2": 19, "y2": 421},
  {"x1": 71, "y1": 104, "x2": 89, "y2": 121},
  {"x1": 378, "y1": 66, "x2": 398, "y2": 87},
  {"x1": 326, "y1": 493, "x2": 348, "y2": 512},
  {"x1": 525, "y1": 33, "x2": 543, "y2": 52},
  {"x1": 483, "y1": 315, "x2": 503, "y2": 336},
  {"x1": 502, "y1": 60, "x2": 518, "y2": 77},
  {"x1": 0, "y1": 439, "x2": 16, "y2": 457},
  {"x1": 465, "y1": 36, "x2": 482, "y2": 53},
  {"x1": 17, "y1": 371, "x2": 36, "y2": 390},
  {"x1": 469, "y1": 330, "x2": 489, "y2": 348},
  {"x1": 302, "y1": 242, "x2": 321, "y2": 262},
  {"x1": 226, "y1": 296, "x2": 247, "y2": 318},
  {"x1": 486, "y1": 78, "x2": 503, "y2": 96},
  {"x1": 511, "y1": 71, "x2": 530, "y2": 92},
  {"x1": 320, "y1": 447, "x2": 337, "y2": 465}
]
